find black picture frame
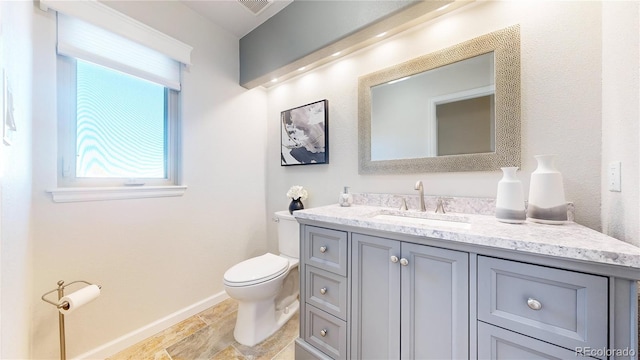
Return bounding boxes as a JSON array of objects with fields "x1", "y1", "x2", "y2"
[{"x1": 280, "y1": 99, "x2": 329, "y2": 166}]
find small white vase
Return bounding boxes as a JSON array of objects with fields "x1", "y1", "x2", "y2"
[
  {"x1": 495, "y1": 167, "x2": 526, "y2": 224},
  {"x1": 527, "y1": 154, "x2": 567, "y2": 224}
]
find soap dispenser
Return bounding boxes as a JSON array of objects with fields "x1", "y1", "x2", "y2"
[{"x1": 339, "y1": 186, "x2": 353, "y2": 207}]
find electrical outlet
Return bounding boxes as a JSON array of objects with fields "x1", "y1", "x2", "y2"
[{"x1": 608, "y1": 161, "x2": 621, "y2": 192}]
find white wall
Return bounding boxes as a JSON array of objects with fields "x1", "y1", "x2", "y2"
[
  {"x1": 266, "y1": 1, "x2": 605, "y2": 251},
  {"x1": 28, "y1": 1, "x2": 269, "y2": 358},
  {"x1": 0, "y1": 2, "x2": 34, "y2": 359},
  {"x1": 601, "y1": 1, "x2": 640, "y2": 246}
]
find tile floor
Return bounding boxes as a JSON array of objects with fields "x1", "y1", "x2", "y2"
[
  {"x1": 106, "y1": 292, "x2": 640, "y2": 359},
  {"x1": 107, "y1": 299, "x2": 298, "y2": 360}
]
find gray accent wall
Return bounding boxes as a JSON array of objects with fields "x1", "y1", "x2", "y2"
[{"x1": 239, "y1": 0, "x2": 418, "y2": 87}]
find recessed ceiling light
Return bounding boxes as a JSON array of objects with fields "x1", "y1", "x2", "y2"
[
  {"x1": 437, "y1": 4, "x2": 450, "y2": 11},
  {"x1": 376, "y1": 32, "x2": 387, "y2": 38},
  {"x1": 298, "y1": 66, "x2": 306, "y2": 71},
  {"x1": 271, "y1": 78, "x2": 278, "y2": 83},
  {"x1": 332, "y1": 51, "x2": 341, "y2": 57}
]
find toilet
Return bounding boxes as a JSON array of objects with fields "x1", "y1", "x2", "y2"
[{"x1": 223, "y1": 210, "x2": 300, "y2": 347}]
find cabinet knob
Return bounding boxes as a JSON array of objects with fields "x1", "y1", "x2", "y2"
[
  {"x1": 400, "y1": 258, "x2": 409, "y2": 266},
  {"x1": 319, "y1": 246, "x2": 327, "y2": 253},
  {"x1": 527, "y1": 298, "x2": 542, "y2": 310},
  {"x1": 320, "y1": 329, "x2": 328, "y2": 337},
  {"x1": 320, "y1": 287, "x2": 327, "y2": 295},
  {"x1": 390, "y1": 256, "x2": 399, "y2": 263}
]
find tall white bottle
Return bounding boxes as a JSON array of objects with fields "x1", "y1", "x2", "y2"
[
  {"x1": 495, "y1": 167, "x2": 526, "y2": 224},
  {"x1": 527, "y1": 154, "x2": 567, "y2": 224}
]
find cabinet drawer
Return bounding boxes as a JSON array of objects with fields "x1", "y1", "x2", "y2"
[
  {"x1": 477, "y1": 256, "x2": 608, "y2": 351},
  {"x1": 305, "y1": 305, "x2": 347, "y2": 360},
  {"x1": 306, "y1": 266, "x2": 347, "y2": 320},
  {"x1": 477, "y1": 321, "x2": 585, "y2": 359},
  {"x1": 304, "y1": 226, "x2": 348, "y2": 276}
]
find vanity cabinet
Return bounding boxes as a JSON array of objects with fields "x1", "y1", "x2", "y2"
[
  {"x1": 351, "y1": 233, "x2": 468, "y2": 359},
  {"x1": 294, "y1": 217, "x2": 639, "y2": 360}
]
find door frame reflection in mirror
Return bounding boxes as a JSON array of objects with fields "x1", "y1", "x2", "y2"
[
  {"x1": 432, "y1": 85, "x2": 495, "y2": 156},
  {"x1": 371, "y1": 52, "x2": 495, "y2": 161},
  {"x1": 358, "y1": 25, "x2": 520, "y2": 174}
]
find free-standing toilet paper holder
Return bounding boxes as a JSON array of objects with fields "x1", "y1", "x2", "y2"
[{"x1": 41, "y1": 280, "x2": 102, "y2": 360}]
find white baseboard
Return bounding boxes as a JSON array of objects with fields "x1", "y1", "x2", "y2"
[{"x1": 76, "y1": 291, "x2": 229, "y2": 360}]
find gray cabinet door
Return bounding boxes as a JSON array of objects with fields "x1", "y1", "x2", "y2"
[
  {"x1": 351, "y1": 234, "x2": 401, "y2": 360},
  {"x1": 351, "y1": 234, "x2": 469, "y2": 360},
  {"x1": 401, "y1": 242, "x2": 469, "y2": 360}
]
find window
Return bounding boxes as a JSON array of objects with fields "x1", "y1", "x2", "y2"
[
  {"x1": 58, "y1": 57, "x2": 178, "y2": 186},
  {"x1": 43, "y1": 0, "x2": 192, "y2": 201},
  {"x1": 76, "y1": 60, "x2": 167, "y2": 179}
]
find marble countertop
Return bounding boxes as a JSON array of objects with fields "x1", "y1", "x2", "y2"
[{"x1": 293, "y1": 204, "x2": 640, "y2": 270}]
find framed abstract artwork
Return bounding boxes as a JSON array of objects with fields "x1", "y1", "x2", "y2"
[{"x1": 280, "y1": 99, "x2": 329, "y2": 166}]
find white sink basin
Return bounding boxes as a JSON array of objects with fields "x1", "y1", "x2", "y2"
[{"x1": 372, "y1": 212, "x2": 471, "y2": 230}]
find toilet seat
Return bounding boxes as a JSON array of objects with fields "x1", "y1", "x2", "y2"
[{"x1": 223, "y1": 253, "x2": 289, "y2": 287}]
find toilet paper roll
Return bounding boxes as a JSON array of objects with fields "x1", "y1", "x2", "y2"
[{"x1": 58, "y1": 284, "x2": 100, "y2": 315}]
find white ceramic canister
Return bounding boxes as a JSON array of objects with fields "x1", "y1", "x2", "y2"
[
  {"x1": 495, "y1": 167, "x2": 526, "y2": 223},
  {"x1": 527, "y1": 154, "x2": 567, "y2": 224}
]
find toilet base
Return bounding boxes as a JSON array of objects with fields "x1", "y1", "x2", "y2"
[{"x1": 233, "y1": 298, "x2": 299, "y2": 347}]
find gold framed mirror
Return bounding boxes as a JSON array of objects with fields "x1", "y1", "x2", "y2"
[{"x1": 358, "y1": 25, "x2": 520, "y2": 174}]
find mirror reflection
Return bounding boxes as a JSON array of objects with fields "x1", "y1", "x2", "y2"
[
  {"x1": 370, "y1": 52, "x2": 495, "y2": 161},
  {"x1": 358, "y1": 25, "x2": 520, "y2": 174}
]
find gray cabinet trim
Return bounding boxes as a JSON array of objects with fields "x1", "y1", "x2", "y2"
[
  {"x1": 469, "y1": 254, "x2": 479, "y2": 360},
  {"x1": 611, "y1": 278, "x2": 638, "y2": 359}
]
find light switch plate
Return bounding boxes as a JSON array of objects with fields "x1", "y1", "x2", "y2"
[{"x1": 608, "y1": 161, "x2": 621, "y2": 192}]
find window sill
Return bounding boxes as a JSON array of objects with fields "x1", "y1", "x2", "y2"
[{"x1": 47, "y1": 185, "x2": 188, "y2": 203}]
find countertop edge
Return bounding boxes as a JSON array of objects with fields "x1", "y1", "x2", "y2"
[{"x1": 293, "y1": 204, "x2": 640, "y2": 272}]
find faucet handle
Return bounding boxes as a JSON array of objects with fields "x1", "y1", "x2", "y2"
[
  {"x1": 399, "y1": 198, "x2": 408, "y2": 211},
  {"x1": 435, "y1": 198, "x2": 446, "y2": 214}
]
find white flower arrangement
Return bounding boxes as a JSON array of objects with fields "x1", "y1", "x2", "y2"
[{"x1": 287, "y1": 185, "x2": 308, "y2": 200}]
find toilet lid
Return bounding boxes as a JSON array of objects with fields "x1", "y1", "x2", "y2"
[{"x1": 224, "y1": 253, "x2": 289, "y2": 286}]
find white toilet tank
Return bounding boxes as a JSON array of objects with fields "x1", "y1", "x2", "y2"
[{"x1": 275, "y1": 211, "x2": 299, "y2": 258}]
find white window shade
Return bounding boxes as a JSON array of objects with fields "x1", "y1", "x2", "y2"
[
  {"x1": 42, "y1": 0, "x2": 192, "y2": 91},
  {"x1": 58, "y1": 14, "x2": 181, "y2": 90}
]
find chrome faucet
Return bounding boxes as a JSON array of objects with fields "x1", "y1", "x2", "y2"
[{"x1": 414, "y1": 180, "x2": 426, "y2": 212}]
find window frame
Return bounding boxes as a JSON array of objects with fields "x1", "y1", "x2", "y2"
[{"x1": 56, "y1": 55, "x2": 181, "y2": 189}]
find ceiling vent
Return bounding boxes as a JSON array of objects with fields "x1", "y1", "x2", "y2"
[{"x1": 237, "y1": 0, "x2": 273, "y2": 15}]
